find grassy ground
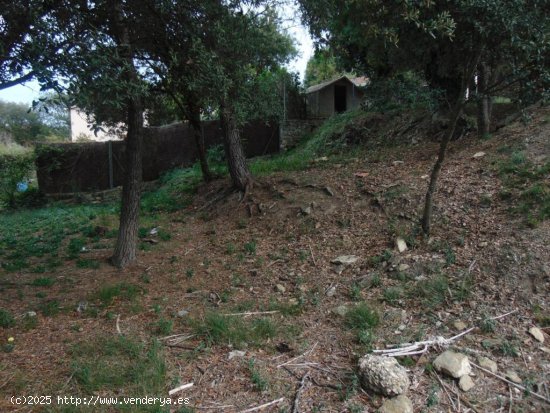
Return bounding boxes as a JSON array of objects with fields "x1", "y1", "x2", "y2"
[{"x1": 0, "y1": 105, "x2": 549, "y2": 412}]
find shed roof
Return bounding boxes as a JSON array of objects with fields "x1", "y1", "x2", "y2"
[{"x1": 306, "y1": 75, "x2": 368, "y2": 94}]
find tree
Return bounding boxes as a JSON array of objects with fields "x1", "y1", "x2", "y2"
[
  {"x1": 299, "y1": 0, "x2": 550, "y2": 234},
  {"x1": 304, "y1": 48, "x2": 344, "y2": 88}
]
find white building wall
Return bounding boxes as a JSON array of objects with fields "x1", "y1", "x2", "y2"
[{"x1": 70, "y1": 108, "x2": 123, "y2": 142}]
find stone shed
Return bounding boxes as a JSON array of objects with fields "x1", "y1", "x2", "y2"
[{"x1": 306, "y1": 75, "x2": 367, "y2": 118}]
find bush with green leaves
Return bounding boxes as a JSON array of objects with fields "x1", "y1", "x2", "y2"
[{"x1": 0, "y1": 151, "x2": 36, "y2": 208}]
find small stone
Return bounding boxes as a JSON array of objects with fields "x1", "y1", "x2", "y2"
[
  {"x1": 539, "y1": 346, "x2": 550, "y2": 354},
  {"x1": 397, "y1": 264, "x2": 410, "y2": 272},
  {"x1": 331, "y1": 255, "x2": 360, "y2": 265},
  {"x1": 459, "y1": 375, "x2": 475, "y2": 392},
  {"x1": 393, "y1": 160, "x2": 404, "y2": 166},
  {"x1": 453, "y1": 320, "x2": 468, "y2": 331},
  {"x1": 529, "y1": 327, "x2": 545, "y2": 343},
  {"x1": 358, "y1": 355, "x2": 410, "y2": 396},
  {"x1": 324, "y1": 186, "x2": 335, "y2": 196},
  {"x1": 301, "y1": 206, "x2": 312, "y2": 215},
  {"x1": 481, "y1": 338, "x2": 503, "y2": 349},
  {"x1": 433, "y1": 351, "x2": 471, "y2": 378},
  {"x1": 378, "y1": 395, "x2": 413, "y2": 413},
  {"x1": 477, "y1": 356, "x2": 498, "y2": 373},
  {"x1": 25, "y1": 311, "x2": 37, "y2": 318},
  {"x1": 326, "y1": 286, "x2": 337, "y2": 297},
  {"x1": 505, "y1": 370, "x2": 522, "y2": 384},
  {"x1": 479, "y1": 241, "x2": 488, "y2": 248},
  {"x1": 395, "y1": 238, "x2": 408, "y2": 253},
  {"x1": 398, "y1": 324, "x2": 406, "y2": 331},
  {"x1": 228, "y1": 350, "x2": 246, "y2": 360},
  {"x1": 177, "y1": 309, "x2": 190, "y2": 318},
  {"x1": 333, "y1": 305, "x2": 349, "y2": 317},
  {"x1": 288, "y1": 298, "x2": 298, "y2": 305},
  {"x1": 276, "y1": 284, "x2": 286, "y2": 293},
  {"x1": 473, "y1": 151, "x2": 486, "y2": 158},
  {"x1": 298, "y1": 285, "x2": 308, "y2": 292}
]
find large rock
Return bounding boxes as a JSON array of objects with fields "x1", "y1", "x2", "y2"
[
  {"x1": 433, "y1": 351, "x2": 471, "y2": 378},
  {"x1": 378, "y1": 395, "x2": 413, "y2": 413},
  {"x1": 358, "y1": 355, "x2": 410, "y2": 396},
  {"x1": 395, "y1": 238, "x2": 408, "y2": 253}
]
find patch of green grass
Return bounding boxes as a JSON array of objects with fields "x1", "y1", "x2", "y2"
[
  {"x1": 244, "y1": 240, "x2": 257, "y2": 255},
  {"x1": 71, "y1": 336, "x2": 166, "y2": 403},
  {"x1": 344, "y1": 302, "x2": 380, "y2": 347},
  {"x1": 31, "y1": 277, "x2": 55, "y2": 287},
  {"x1": 191, "y1": 313, "x2": 277, "y2": 348},
  {"x1": 38, "y1": 299, "x2": 61, "y2": 316},
  {"x1": 500, "y1": 340, "x2": 519, "y2": 357},
  {"x1": 349, "y1": 283, "x2": 362, "y2": 301},
  {"x1": 154, "y1": 318, "x2": 173, "y2": 335},
  {"x1": 226, "y1": 243, "x2": 236, "y2": 255},
  {"x1": 413, "y1": 276, "x2": 449, "y2": 308},
  {"x1": 247, "y1": 358, "x2": 268, "y2": 392},
  {"x1": 268, "y1": 299, "x2": 303, "y2": 316},
  {"x1": 497, "y1": 151, "x2": 550, "y2": 226},
  {"x1": 383, "y1": 287, "x2": 403, "y2": 304},
  {"x1": 93, "y1": 283, "x2": 142, "y2": 307},
  {"x1": 0, "y1": 308, "x2": 15, "y2": 328},
  {"x1": 76, "y1": 258, "x2": 100, "y2": 269},
  {"x1": 185, "y1": 268, "x2": 194, "y2": 279}
]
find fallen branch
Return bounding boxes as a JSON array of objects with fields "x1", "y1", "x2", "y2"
[
  {"x1": 222, "y1": 311, "x2": 279, "y2": 317},
  {"x1": 471, "y1": 362, "x2": 550, "y2": 404},
  {"x1": 374, "y1": 309, "x2": 518, "y2": 357},
  {"x1": 238, "y1": 397, "x2": 285, "y2": 413},
  {"x1": 292, "y1": 373, "x2": 309, "y2": 413},
  {"x1": 277, "y1": 342, "x2": 318, "y2": 369},
  {"x1": 116, "y1": 314, "x2": 122, "y2": 335},
  {"x1": 431, "y1": 372, "x2": 457, "y2": 411},
  {"x1": 308, "y1": 243, "x2": 317, "y2": 267},
  {"x1": 168, "y1": 382, "x2": 194, "y2": 396}
]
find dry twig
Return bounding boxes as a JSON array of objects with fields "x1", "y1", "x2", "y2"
[
  {"x1": 168, "y1": 382, "x2": 194, "y2": 396},
  {"x1": 292, "y1": 373, "x2": 309, "y2": 413},
  {"x1": 222, "y1": 311, "x2": 279, "y2": 317},
  {"x1": 238, "y1": 397, "x2": 285, "y2": 413}
]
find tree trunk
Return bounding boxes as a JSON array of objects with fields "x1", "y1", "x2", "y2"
[
  {"x1": 421, "y1": 52, "x2": 481, "y2": 235},
  {"x1": 188, "y1": 103, "x2": 212, "y2": 181},
  {"x1": 109, "y1": 0, "x2": 143, "y2": 268},
  {"x1": 111, "y1": 98, "x2": 143, "y2": 268},
  {"x1": 477, "y1": 62, "x2": 492, "y2": 137},
  {"x1": 421, "y1": 103, "x2": 463, "y2": 235},
  {"x1": 220, "y1": 104, "x2": 252, "y2": 192}
]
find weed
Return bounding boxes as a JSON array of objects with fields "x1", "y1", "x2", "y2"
[
  {"x1": 39, "y1": 299, "x2": 61, "y2": 316},
  {"x1": 248, "y1": 358, "x2": 268, "y2": 392},
  {"x1": 383, "y1": 287, "x2": 403, "y2": 304},
  {"x1": 350, "y1": 283, "x2": 362, "y2": 301},
  {"x1": 345, "y1": 302, "x2": 379, "y2": 332},
  {"x1": 31, "y1": 277, "x2": 55, "y2": 287},
  {"x1": 71, "y1": 336, "x2": 166, "y2": 400},
  {"x1": 414, "y1": 276, "x2": 449, "y2": 308},
  {"x1": 67, "y1": 238, "x2": 86, "y2": 258},
  {"x1": 155, "y1": 318, "x2": 173, "y2": 335},
  {"x1": 269, "y1": 300, "x2": 303, "y2": 316},
  {"x1": 185, "y1": 268, "x2": 194, "y2": 279},
  {"x1": 0, "y1": 308, "x2": 15, "y2": 328},
  {"x1": 370, "y1": 273, "x2": 382, "y2": 288},
  {"x1": 21, "y1": 313, "x2": 38, "y2": 330},
  {"x1": 500, "y1": 340, "x2": 519, "y2": 357},
  {"x1": 226, "y1": 243, "x2": 236, "y2": 255},
  {"x1": 94, "y1": 283, "x2": 141, "y2": 307},
  {"x1": 298, "y1": 249, "x2": 308, "y2": 262},
  {"x1": 480, "y1": 317, "x2": 496, "y2": 333},
  {"x1": 244, "y1": 240, "x2": 257, "y2": 255},
  {"x1": 237, "y1": 218, "x2": 248, "y2": 229}
]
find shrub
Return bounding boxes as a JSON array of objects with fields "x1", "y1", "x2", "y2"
[{"x1": 0, "y1": 150, "x2": 36, "y2": 208}]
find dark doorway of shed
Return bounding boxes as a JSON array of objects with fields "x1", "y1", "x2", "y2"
[{"x1": 334, "y1": 85, "x2": 347, "y2": 113}]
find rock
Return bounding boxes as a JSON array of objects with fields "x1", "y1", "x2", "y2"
[
  {"x1": 481, "y1": 338, "x2": 503, "y2": 349},
  {"x1": 479, "y1": 241, "x2": 488, "y2": 248},
  {"x1": 76, "y1": 301, "x2": 88, "y2": 313},
  {"x1": 395, "y1": 238, "x2": 408, "y2": 253},
  {"x1": 473, "y1": 151, "x2": 486, "y2": 158},
  {"x1": 333, "y1": 305, "x2": 349, "y2": 317},
  {"x1": 149, "y1": 227, "x2": 159, "y2": 235},
  {"x1": 540, "y1": 346, "x2": 550, "y2": 354},
  {"x1": 331, "y1": 255, "x2": 359, "y2": 265},
  {"x1": 176, "y1": 309, "x2": 190, "y2": 318},
  {"x1": 228, "y1": 350, "x2": 246, "y2": 360},
  {"x1": 505, "y1": 370, "x2": 522, "y2": 384},
  {"x1": 358, "y1": 355, "x2": 410, "y2": 396},
  {"x1": 24, "y1": 311, "x2": 37, "y2": 318},
  {"x1": 326, "y1": 286, "x2": 337, "y2": 297},
  {"x1": 324, "y1": 186, "x2": 335, "y2": 196},
  {"x1": 477, "y1": 356, "x2": 498, "y2": 373},
  {"x1": 378, "y1": 395, "x2": 413, "y2": 413},
  {"x1": 275, "y1": 284, "x2": 286, "y2": 294},
  {"x1": 393, "y1": 161, "x2": 404, "y2": 166},
  {"x1": 301, "y1": 206, "x2": 312, "y2": 215},
  {"x1": 459, "y1": 375, "x2": 475, "y2": 392},
  {"x1": 433, "y1": 351, "x2": 471, "y2": 378},
  {"x1": 397, "y1": 264, "x2": 410, "y2": 272},
  {"x1": 529, "y1": 327, "x2": 545, "y2": 343},
  {"x1": 453, "y1": 320, "x2": 468, "y2": 331},
  {"x1": 288, "y1": 298, "x2": 298, "y2": 305}
]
